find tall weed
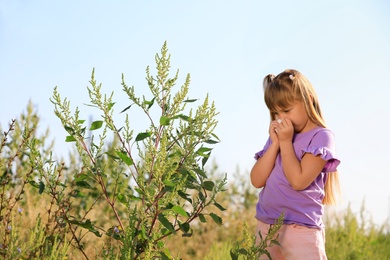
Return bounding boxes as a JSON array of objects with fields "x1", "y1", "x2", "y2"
[{"x1": 325, "y1": 204, "x2": 390, "y2": 260}]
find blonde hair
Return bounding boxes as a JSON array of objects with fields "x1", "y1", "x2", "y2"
[{"x1": 263, "y1": 69, "x2": 341, "y2": 205}]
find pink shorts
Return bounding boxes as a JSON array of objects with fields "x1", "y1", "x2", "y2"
[{"x1": 256, "y1": 220, "x2": 327, "y2": 260}]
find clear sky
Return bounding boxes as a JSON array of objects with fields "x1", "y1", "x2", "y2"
[{"x1": 1, "y1": 0, "x2": 390, "y2": 225}]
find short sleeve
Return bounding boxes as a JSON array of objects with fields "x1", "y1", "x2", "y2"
[
  {"x1": 301, "y1": 129, "x2": 340, "y2": 172},
  {"x1": 254, "y1": 138, "x2": 272, "y2": 160}
]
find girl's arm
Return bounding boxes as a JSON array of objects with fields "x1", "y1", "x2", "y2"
[
  {"x1": 277, "y1": 119, "x2": 327, "y2": 190},
  {"x1": 279, "y1": 141, "x2": 327, "y2": 190},
  {"x1": 250, "y1": 120, "x2": 280, "y2": 188},
  {"x1": 250, "y1": 142, "x2": 279, "y2": 188}
]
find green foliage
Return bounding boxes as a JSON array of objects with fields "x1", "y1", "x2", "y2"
[
  {"x1": 1, "y1": 103, "x2": 390, "y2": 260},
  {"x1": 230, "y1": 214, "x2": 284, "y2": 260},
  {"x1": 0, "y1": 102, "x2": 68, "y2": 259},
  {"x1": 325, "y1": 204, "x2": 390, "y2": 260},
  {"x1": 201, "y1": 202, "x2": 390, "y2": 260},
  {"x1": 48, "y1": 42, "x2": 226, "y2": 259}
]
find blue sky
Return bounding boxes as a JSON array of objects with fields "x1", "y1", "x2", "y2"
[{"x1": 1, "y1": 0, "x2": 390, "y2": 225}]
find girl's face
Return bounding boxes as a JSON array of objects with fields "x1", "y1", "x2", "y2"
[{"x1": 273, "y1": 101, "x2": 316, "y2": 133}]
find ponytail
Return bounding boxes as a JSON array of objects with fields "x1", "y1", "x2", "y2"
[{"x1": 323, "y1": 171, "x2": 341, "y2": 205}]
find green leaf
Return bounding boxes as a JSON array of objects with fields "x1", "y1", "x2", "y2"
[
  {"x1": 69, "y1": 219, "x2": 101, "y2": 237},
  {"x1": 205, "y1": 139, "x2": 219, "y2": 144},
  {"x1": 178, "y1": 168, "x2": 196, "y2": 183},
  {"x1": 135, "y1": 131, "x2": 152, "y2": 141},
  {"x1": 160, "y1": 252, "x2": 170, "y2": 260},
  {"x1": 202, "y1": 181, "x2": 215, "y2": 191},
  {"x1": 194, "y1": 168, "x2": 207, "y2": 178},
  {"x1": 157, "y1": 241, "x2": 164, "y2": 249},
  {"x1": 129, "y1": 194, "x2": 141, "y2": 201},
  {"x1": 210, "y1": 213, "x2": 222, "y2": 225},
  {"x1": 83, "y1": 103, "x2": 99, "y2": 108},
  {"x1": 90, "y1": 120, "x2": 103, "y2": 130},
  {"x1": 158, "y1": 214, "x2": 174, "y2": 232},
  {"x1": 202, "y1": 153, "x2": 210, "y2": 167},
  {"x1": 177, "y1": 190, "x2": 192, "y2": 203},
  {"x1": 28, "y1": 180, "x2": 39, "y2": 189},
  {"x1": 163, "y1": 180, "x2": 175, "y2": 187},
  {"x1": 73, "y1": 174, "x2": 88, "y2": 182},
  {"x1": 214, "y1": 202, "x2": 226, "y2": 211},
  {"x1": 160, "y1": 115, "x2": 170, "y2": 126},
  {"x1": 183, "y1": 99, "x2": 198, "y2": 103},
  {"x1": 116, "y1": 151, "x2": 134, "y2": 166},
  {"x1": 104, "y1": 152, "x2": 120, "y2": 160},
  {"x1": 117, "y1": 193, "x2": 128, "y2": 204},
  {"x1": 211, "y1": 133, "x2": 221, "y2": 141},
  {"x1": 108, "y1": 102, "x2": 115, "y2": 111},
  {"x1": 75, "y1": 181, "x2": 94, "y2": 190},
  {"x1": 199, "y1": 191, "x2": 206, "y2": 202},
  {"x1": 179, "y1": 222, "x2": 190, "y2": 233},
  {"x1": 198, "y1": 214, "x2": 207, "y2": 223},
  {"x1": 171, "y1": 205, "x2": 188, "y2": 217},
  {"x1": 197, "y1": 147, "x2": 212, "y2": 153},
  {"x1": 162, "y1": 185, "x2": 174, "y2": 193},
  {"x1": 230, "y1": 250, "x2": 239, "y2": 260},
  {"x1": 178, "y1": 114, "x2": 191, "y2": 121},
  {"x1": 65, "y1": 135, "x2": 76, "y2": 142},
  {"x1": 239, "y1": 248, "x2": 248, "y2": 255},
  {"x1": 38, "y1": 181, "x2": 45, "y2": 194},
  {"x1": 271, "y1": 239, "x2": 281, "y2": 247},
  {"x1": 143, "y1": 97, "x2": 155, "y2": 109},
  {"x1": 120, "y1": 104, "x2": 133, "y2": 113},
  {"x1": 177, "y1": 166, "x2": 189, "y2": 175},
  {"x1": 196, "y1": 147, "x2": 212, "y2": 157},
  {"x1": 64, "y1": 125, "x2": 74, "y2": 134}
]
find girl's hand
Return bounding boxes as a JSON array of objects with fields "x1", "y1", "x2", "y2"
[
  {"x1": 269, "y1": 119, "x2": 280, "y2": 144},
  {"x1": 274, "y1": 118, "x2": 294, "y2": 142}
]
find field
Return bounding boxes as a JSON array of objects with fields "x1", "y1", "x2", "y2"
[
  {"x1": 2, "y1": 165, "x2": 389, "y2": 259},
  {"x1": 1, "y1": 46, "x2": 389, "y2": 259}
]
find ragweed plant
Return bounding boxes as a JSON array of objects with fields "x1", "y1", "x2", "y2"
[
  {"x1": 230, "y1": 213, "x2": 284, "y2": 260},
  {"x1": 0, "y1": 119, "x2": 34, "y2": 258},
  {"x1": 0, "y1": 103, "x2": 68, "y2": 259},
  {"x1": 50, "y1": 42, "x2": 226, "y2": 259}
]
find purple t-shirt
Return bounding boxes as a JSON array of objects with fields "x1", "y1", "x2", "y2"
[{"x1": 254, "y1": 127, "x2": 340, "y2": 228}]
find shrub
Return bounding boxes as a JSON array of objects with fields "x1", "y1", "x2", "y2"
[{"x1": 48, "y1": 42, "x2": 226, "y2": 259}]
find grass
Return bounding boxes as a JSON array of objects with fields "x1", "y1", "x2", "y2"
[
  {"x1": 198, "y1": 204, "x2": 390, "y2": 260},
  {"x1": 325, "y1": 205, "x2": 390, "y2": 260},
  {"x1": 4, "y1": 181, "x2": 390, "y2": 259}
]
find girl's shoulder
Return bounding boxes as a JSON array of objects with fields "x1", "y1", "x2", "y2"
[
  {"x1": 306, "y1": 127, "x2": 337, "y2": 149},
  {"x1": 311, "y1": 127, "x2": 336, "y2": 138},
  {"x1": 305, "y1": 126, "x2": 335, "y2": 137},
  {"x1": 295, "y1": 127, "x2": 335, "y2": 146}
]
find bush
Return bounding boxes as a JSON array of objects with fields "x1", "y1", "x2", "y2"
[{"x1": 2, "y1": 42, "x2": 227, "y2": 259}]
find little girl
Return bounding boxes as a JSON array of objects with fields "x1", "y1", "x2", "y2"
[{"x1": 250, "y1": 69, "x2": 341, "y2": 259}]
